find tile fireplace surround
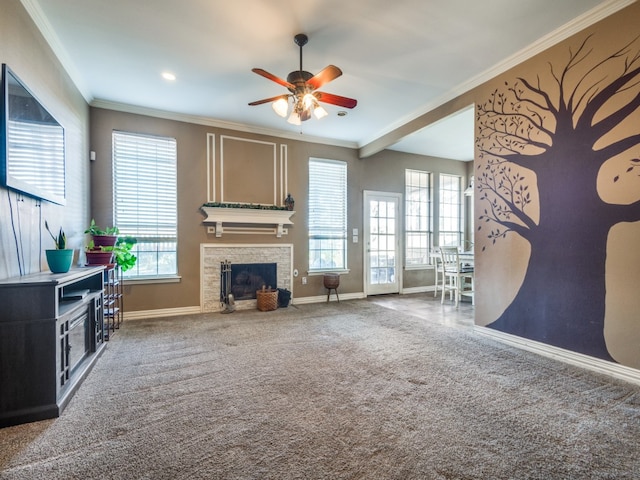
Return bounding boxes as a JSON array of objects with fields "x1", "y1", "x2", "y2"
[{"x1": 200, "y1": 243, "x2": 293, "y2": 312}]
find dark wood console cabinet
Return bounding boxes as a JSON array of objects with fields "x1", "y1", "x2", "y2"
[{"x1": 0, "y1": 266, "x2": 106, "y2": 427}]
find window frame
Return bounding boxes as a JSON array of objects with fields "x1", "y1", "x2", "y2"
[
  {"x1": 438, "y1": 173, "x2": 464, "y2": 248},
  {"x1": 308, "y1": 157, "x2": 348, "y2": 274},
  {"x1": 404, "y1": 169, "x2": 433, "y2": 268},
  {"x1": 112, "y1": 130, "x2": 178, "y2": 280}
]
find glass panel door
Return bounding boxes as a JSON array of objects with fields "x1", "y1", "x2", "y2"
[{"x1": 364, "y1": 191, "x2": 401, "y2": 295}]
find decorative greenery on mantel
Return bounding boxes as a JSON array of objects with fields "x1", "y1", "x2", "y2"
[{"x1": 202, "y1": 202, "x2": 288, "y2": 211}]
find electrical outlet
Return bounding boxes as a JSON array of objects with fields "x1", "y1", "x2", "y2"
[{"x1": 302, "y1": 276, "x2": 307, "y2": 285}]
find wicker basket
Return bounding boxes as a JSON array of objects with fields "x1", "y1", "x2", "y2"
[{"x1": 256, "y1": 288, "x2": 279, "y2": 311}]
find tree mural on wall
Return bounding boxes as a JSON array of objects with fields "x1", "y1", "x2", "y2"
[{"x1": 476, "y1": 35, "x2": 640, "y2": 360}]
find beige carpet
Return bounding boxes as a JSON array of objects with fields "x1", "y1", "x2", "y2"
[{"x1": 1, "y1": 300, "x2": 639, "y2": 479}]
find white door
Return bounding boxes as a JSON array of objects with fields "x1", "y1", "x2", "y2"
[{"x1": 364, "y1": 191, "x2": 401, "y2": 295}]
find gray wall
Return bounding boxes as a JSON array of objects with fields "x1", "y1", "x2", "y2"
[{"x1": 89, "y1": 107, "x2": 472, "y2": 311}]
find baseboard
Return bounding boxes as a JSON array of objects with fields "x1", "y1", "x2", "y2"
[
  {"x1": 295, "y1": 287, "x2": 437, "y2": 299},
  {"x1": 474, "y1": 326, "x2": 640, "y2": 386},
  {"x1": 122, "y1": 293, "x2": 368, "y2": 319},
  {"x1": 292, "y1": 292, "x2": 366, "y2": 305},
  {"x1": 401, "y1": 286, "x2": 435, "y2": 295},
  {"x1": 123, "y1": 306, "x2": 202, "y2": 321}
]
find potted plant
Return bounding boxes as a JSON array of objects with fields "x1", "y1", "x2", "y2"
[
  {"x1": 44, "y1": 221, "x2": 74, "y2": 273},
  {"x1": 84, "y1": 219, "x2": 119, "y2": 248},
  {"x1": 111, "y1": 236, "x2": 137, "y2": 272},
  {"x1": 85, "y1": 240, "x2": 114, "y2": 266},
  {"x1": 85, "y1": 236, "x2": 138, "y2": 271}
]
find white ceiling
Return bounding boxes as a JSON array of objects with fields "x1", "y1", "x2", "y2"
[
  {"x1": 387, "y1": 106, "x2": 475, "y2": 161},
  {"x1": 22, "y1": 0, "x2": 622, "y2": 160}
]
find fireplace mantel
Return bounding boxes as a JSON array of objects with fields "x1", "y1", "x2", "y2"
[{"x1": 201, "y1": 206, "x2": 295, "y2": 237}]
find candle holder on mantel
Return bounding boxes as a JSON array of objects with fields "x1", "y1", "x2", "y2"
[{"x1": 284, "y1": 193, "x2": 295, "y2": 211}]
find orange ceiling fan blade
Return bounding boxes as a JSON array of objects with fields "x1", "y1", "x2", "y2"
[
  {"x1": 248, "y1": 94, "x2": 289, "y2": 106},
  {"x1": 307, "y1": 65, "x2": 342, "y2": 90},
  {"x1": 315, "y1": 91, "x2": 357, "y2": 109},
  {"x1": 251, "y1": 68, "x2": 295, "y2": 90}
]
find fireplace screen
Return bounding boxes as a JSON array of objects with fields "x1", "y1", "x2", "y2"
[{"x1": 230, "y1": 263, "x2": 277, "y2": 300}]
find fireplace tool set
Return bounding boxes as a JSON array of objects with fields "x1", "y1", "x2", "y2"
[{"x1": 220, "y1": 260, "x2": 235, "y2": 313}]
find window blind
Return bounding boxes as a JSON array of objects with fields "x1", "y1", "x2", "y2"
[
  {"x1": 112, "y1": 131, "x2": 177, "y2": 277},
  {"x1": 308, "y1": 158, "x2": 347, "y2": 271}
]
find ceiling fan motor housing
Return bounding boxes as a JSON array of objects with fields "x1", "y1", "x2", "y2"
[
  {"x1": 293, "y1": 33, "x2": 308, "y2": 47},
  {"x1": 286, "y1": 70, "x2": 313, "y2": 94}
]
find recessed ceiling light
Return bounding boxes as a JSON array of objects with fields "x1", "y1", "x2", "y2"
[
  {"x1": 162, "y1": 72, "x2": 176, "y2": 81},
  {"x1": 337, "y1": 111, "x2": 347, "y2": 117}
]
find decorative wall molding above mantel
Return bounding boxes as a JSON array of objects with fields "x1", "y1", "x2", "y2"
[{"x1": 201, "y1": 206, "x2": 295, "y2": 237}]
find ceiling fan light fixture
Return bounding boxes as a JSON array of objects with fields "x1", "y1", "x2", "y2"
[
  {"x1": 299, "y1": 107, "x2": 312, "y2": 122},
  {"x1": 313, "y1": 105, "x2": 328, "y2": 119},
  {"x1": 249, "y1": 33, "x2": 357, "y2": 124},
  {"x1": 287, "y1": 111, "x2": 301, "y2": 125},
  {"x1": 272, "y1": 97, "x2": 289, "y2": 117},
  {"x1": 302, "y1": 93, "x2": 316, "y2": 110}
]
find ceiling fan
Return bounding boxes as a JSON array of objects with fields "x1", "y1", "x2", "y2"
[{"x1": 248, "y1": 33, "x2": 357, "y2": 125}]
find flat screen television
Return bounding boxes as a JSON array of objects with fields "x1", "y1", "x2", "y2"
[{"x1": 1, "y1": 64, "x2": 65, "y2": 205}]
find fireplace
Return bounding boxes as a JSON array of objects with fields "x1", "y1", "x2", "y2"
[
  {"x1": 201, "y1": 243, "x2": 293, "y2": 312},
  {"x1": 231, "y1": 263, "x2": 277, "y2": 300}
]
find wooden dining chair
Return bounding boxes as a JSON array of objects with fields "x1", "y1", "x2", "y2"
[{"x1": 440, "y1": 246, "x2": 474, "y2": 308}]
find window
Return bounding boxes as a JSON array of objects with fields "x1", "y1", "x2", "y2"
[
  {"x1": 439, "y1": 174, "x2": 463, "y2": 247},
  {"x1": 308, "y1": 158, "x2": 347, "y2": 271},
  {"x1": 405, "y1": 169, "x2": 432, "y2": 267},
  {"x1": 113, "y1": 131, "x2": 177, "y2": 278}
]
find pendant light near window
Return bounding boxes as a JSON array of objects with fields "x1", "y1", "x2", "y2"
[{"x1": 464, "y1": 176, "x2": 474, "y2": 196}]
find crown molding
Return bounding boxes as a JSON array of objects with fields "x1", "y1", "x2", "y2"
[
  {"x1": 18, "y1": 0, "x2": 92, "y2": 102},
  {"x1": 90, "y1": 99, "x2": 359, "y2": 149},
  {"x1": 21, "y1": 0, "x2": 634, "y2": 153}
]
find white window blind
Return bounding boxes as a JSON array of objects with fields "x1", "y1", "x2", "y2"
[
  {"x1": 308, "y1": 158, "x2": 347, "y2": 271},
  {"x1": 113, "y1": 131, "x2": 177, "y2": 278}
]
